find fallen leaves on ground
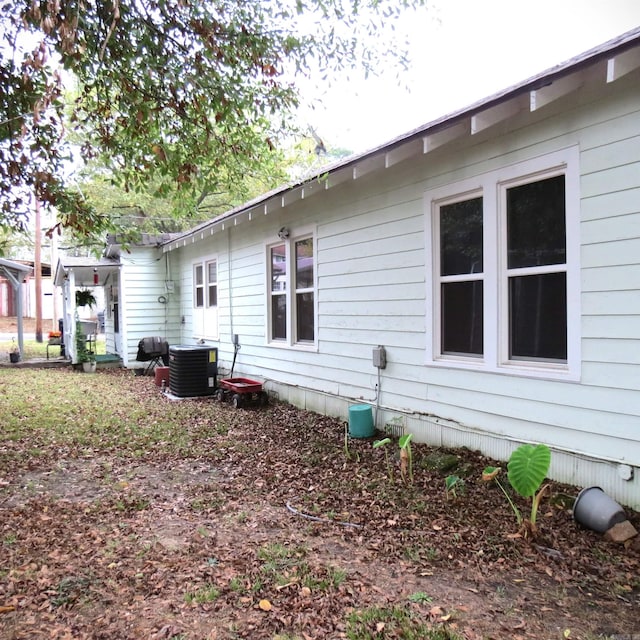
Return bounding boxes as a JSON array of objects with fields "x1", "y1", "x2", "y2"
[{"x1": 0, "y1": 368, "x2": 639, "y2": 639}]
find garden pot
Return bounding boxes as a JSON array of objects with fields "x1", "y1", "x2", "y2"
[
  {"x1": 348, "y1": 404, "x2": 375, "y2": 438},
  {"x1": 9, "y1": 352, "x2": 20, "y2": 363},
  {"x1": 82, "y1": 361, "x2": 97, "y2": 373},
  {"x1": 573, "y1": 486, "x2": 627, "y2": 533}
]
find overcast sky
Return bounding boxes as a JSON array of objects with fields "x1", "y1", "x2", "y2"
[{"x1": 299, "y1": 0, "x2": 640, "y2": 154}]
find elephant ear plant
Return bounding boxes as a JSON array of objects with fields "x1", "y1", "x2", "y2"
[
  {"x1": 399, "y1": 433, "x2": 414, "y2": 485},
  {"x1": 371, "y1": 435, "x2": 414, "y2": 484},
  {"x1": 482, "y1": 443, "x2": 551, "y2": 539},
  {"x1": 373, "y1": 438, "x2": 393, "y2": 481}
]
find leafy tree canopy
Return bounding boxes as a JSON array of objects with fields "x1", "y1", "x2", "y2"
[{"x1": 1, "y1": 0, "x2": 427, "y2": 239}]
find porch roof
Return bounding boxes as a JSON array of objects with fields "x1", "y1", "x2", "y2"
[
  {"x1": 0, "y1": 258, "x2": 32, "y2": 280},
  {"x1": 54, "y1": 256, "x2": 121, "y2": 287}
]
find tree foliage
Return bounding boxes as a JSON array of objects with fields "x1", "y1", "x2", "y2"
[{"x1": 1, "y1": 0, "x2": 427, "y2": 238}]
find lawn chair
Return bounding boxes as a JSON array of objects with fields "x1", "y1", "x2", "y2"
[{"x1": 136, "y1": 336, "x2": 169, "y2": 375}]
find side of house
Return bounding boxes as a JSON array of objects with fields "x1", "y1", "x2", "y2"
[
  {"x1": 155, "y1": 33, "x2": 640, "y2": 507},
  {"x1": 109, "y1": 245, "x2": 182, "y2": 368}
]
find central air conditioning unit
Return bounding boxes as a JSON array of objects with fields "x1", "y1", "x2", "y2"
[{"x1": 168, "y1": 345, "x2": 218, "y2": 397}]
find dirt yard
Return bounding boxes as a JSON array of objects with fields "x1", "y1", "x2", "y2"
[{"x1": 0, "y1": 365, "x2": 639, "y2": 639}]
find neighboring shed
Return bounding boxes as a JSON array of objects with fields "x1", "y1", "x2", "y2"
[
  {"x1": 0, "y1": 258, "x2": 32, "y2": 355},
  {"x1": 114, "y1": 29, "x2": 640, "y2": 507},
  {"x1": 0, "y1": 260, "x2": 60, "y2": 322}
]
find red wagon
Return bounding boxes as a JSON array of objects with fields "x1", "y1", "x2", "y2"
[
  {"x1": 216, "y1": 339, "x2": 267, "y2": 408},
  {"x1": 215, "y1": 377, "x2": 267, "y2": 408}
]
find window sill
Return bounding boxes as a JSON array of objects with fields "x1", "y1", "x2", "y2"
[
  {"x1": 268, "y1": 340, "x2": 318, "y2": 352},
  {"x1": 430, "y1": 356, "x2": 579, "y2": 383}
]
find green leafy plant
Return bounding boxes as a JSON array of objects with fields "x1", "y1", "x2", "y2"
[
  {"x1": 408, "y1": 591, "x2": 433, "y2": 604},
  {"x1": 75, "y1": 289, "x2": 97, "y2": 308},
  {"x1": 482, "y1": 443, "x2": 551, "y2": 538},
  {"x1": 373, "y1": 437, "x2": 393, "y2": 481},
  {"x1": 399, "y1": 433, "x2": 414, "y2": 485},
  {"x1": 444, "y1": 475, "x2": 465, "y2": 500},
  {"x1": 75, "y1": 324, "x2": 96, "y2": 365}
]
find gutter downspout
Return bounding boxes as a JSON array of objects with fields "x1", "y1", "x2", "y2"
[{"x1": 227, "y1": 227, "x2": 235, "y2": 347}]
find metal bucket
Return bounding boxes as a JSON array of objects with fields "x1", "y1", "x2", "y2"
[{"x1": 573, "y1": 486, "x2": 627, "y2": 533}]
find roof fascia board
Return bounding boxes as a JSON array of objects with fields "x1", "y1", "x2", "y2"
[
  {"x1": 530, "y1": 72, "x2": 585, "y2": 111},
  {"x1": 423, "y1": 120, "x2": 470, "y2": 153},
  {"x1": 0, "y1": 258, "x2": 32, "y2": 274},
  {"x1": 161, "y1": 27, "x2": 640, "y2": 253},
  {"x1": 607, "y1": 46, "x2": 640, "y2": 82}
]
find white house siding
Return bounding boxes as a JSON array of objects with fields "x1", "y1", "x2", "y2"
[
  {"x1": 170, "y1": 65, "x2": 640, "y2": 507},
  {"x1": 119, "y1": 248, "x2": 181, "y2": 367}
]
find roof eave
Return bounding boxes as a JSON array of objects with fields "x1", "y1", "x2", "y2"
[{"x1": 162, "y1": 26, "x2": 640, "y2": 252}]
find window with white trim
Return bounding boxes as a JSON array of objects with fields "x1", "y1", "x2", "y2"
[
  {"x1": 267, "y1": 233, "x2": 316, "y2": 346},
  {"x1": 193, "y1": 258, "x2": 218, "y2": 339},
  {"x1": 427, "y1": 148, "x2": 579, "y2": 378},
  {"x1": 437, "y1": 194, "x2": 484, "y2": 357},
  {"x1": 503, "y1": 174, "x2": 566, "y2": 362}
]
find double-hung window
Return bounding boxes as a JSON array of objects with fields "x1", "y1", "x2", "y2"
[
  {"x1": 267, "y1": 233, "x2": 316, "y2": 347},
  {"x1": 193, "y1": 258, "x2": 218, "y2": 339},
  {"x1": 503, "y1": 174, "x2": 567, "y2": 363},
  {"x1": 428, "y1": 148, "x2": 579, "y2": 378},
  {"x1": 437, "y1": 194, "x2": 484, "y2": 357}
]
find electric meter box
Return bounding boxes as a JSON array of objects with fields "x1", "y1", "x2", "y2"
[{"x1": 372, "y1": 346, "x2": 387, "y2": 369}]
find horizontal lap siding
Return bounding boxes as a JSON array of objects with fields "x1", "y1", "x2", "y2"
[
  {"x1": 169, "y1": 69, "x2": 640, "y2": 475},
  {"x1": 402, "y1": 74, "x2": 640, "y2": 462},
  {"x1": 309, "y1": 73, "x2": 640, "y2": 463},
  {"x1": 580, "y1": 95, "x2": 640, "y2": 394},
  {"x1": 121, "y1": 249, "x2": 176, "y2": 362},
  {"x1": 313, "y1": 177, "x2": 428, "y2": 407}
]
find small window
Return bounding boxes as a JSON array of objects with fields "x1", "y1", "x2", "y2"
[
  {"x1": 295, "y1": 238, "x2": 314, "y2": 343},
  {"x1": 270, "y1": 243, "x2": 287, "y2": 340},
  {"x1": 194, "y1": 264, "x2": 204, "y2": 308},
  {"x1": 207, "y1": 260, "x2": 217, "y2": 307}
]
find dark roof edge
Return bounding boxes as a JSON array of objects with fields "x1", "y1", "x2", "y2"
[{"x1": 164, "y1": 26, "x2": 640, "y2": 248}]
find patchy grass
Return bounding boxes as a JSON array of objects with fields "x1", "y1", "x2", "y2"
[
  {"x1": 345, "y1": 605, "x2": 463, "y2": 639},
  {"x1": 0, "y1": 368, "x2": 214, "y2": 460},
  {"x1": 184, "y1": 582, "x2": 221, "y2": 605},
  {"x1": 0, "y1": 336, "x2": 107, "y2": 360}
]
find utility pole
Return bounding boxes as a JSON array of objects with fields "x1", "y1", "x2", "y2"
[
  {"x1": 51, "y1": 216, "x2": 59, "y2": 332},
  {"x1": 34, "y1": 198, "x2": 43, "y2": 343}
]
